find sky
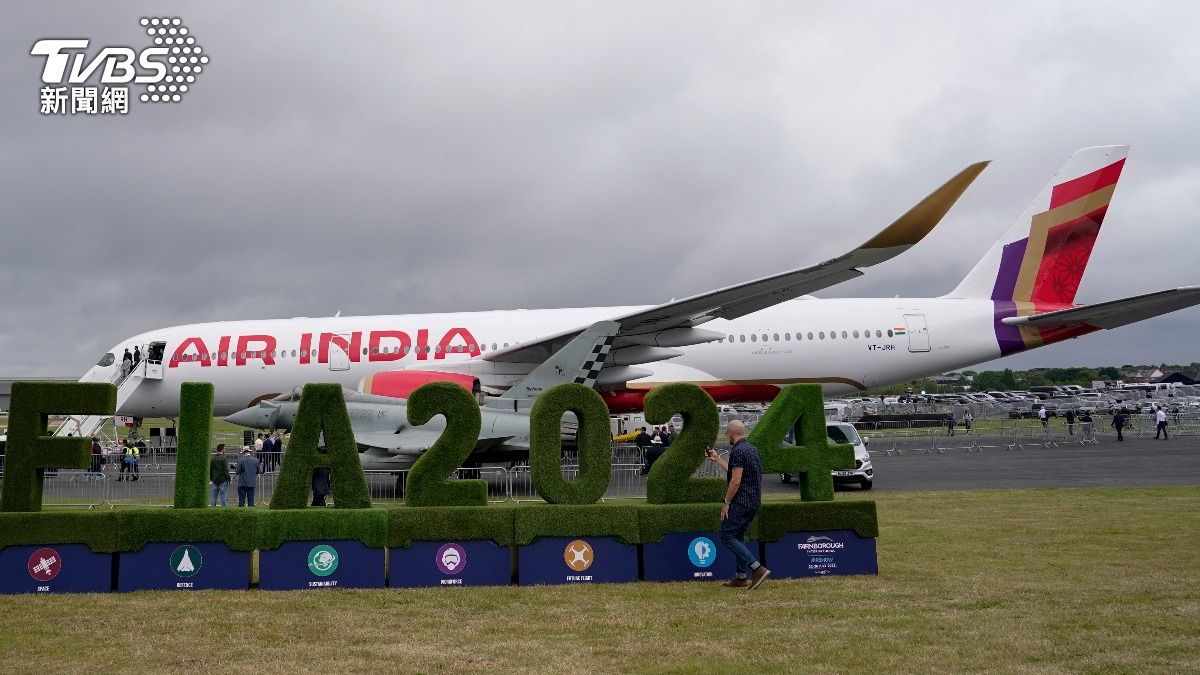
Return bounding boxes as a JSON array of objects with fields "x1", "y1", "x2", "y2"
[{"x1": 2, "y1": 2, "x2": 1199, "y2": 378}]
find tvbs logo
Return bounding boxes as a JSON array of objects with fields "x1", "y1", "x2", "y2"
[{"x1": 31, "y1": 17, "x2": 207, "y2": 115}]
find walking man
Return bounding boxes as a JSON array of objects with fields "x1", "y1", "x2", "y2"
[
  {"x1": 1038, "y1": 406, "x2": 1050, "y2": 433},
  {"x1": 210, "y1": 444, "x2": 230, "y2": 507},
  {"x1": 1064, "y1": 409, "x2": 1076, "y2": 435},
  {"x1": 235, "y1": 447, "x2": 261, "y2": 507},
  {"x1": 704, "y1": 420, "x2": 770, "y2": 590},
  {"x1": 1154, "y1": 406, "x2": 1169, "y2": 440},
  {"x1": 1112, "y1": 411, "x2": 1126, "y2": 442}
]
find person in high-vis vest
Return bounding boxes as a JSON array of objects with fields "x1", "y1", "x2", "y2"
[{"x1": 119, "y1": 441, "x2": 140, "y2": 481}]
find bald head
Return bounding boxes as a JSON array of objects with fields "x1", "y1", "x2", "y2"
[{"x1": 726, "y1": 419, "x2": 747, "y2": 444}]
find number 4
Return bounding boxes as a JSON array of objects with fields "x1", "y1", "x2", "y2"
[{"x1": 747, "y1": 384, "x2": 855, "y2": 502}]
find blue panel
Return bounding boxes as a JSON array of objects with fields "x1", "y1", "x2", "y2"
[
  {"x1": 642, "y1": 532, "x2": 737, "y2": 582},
  {"x1": 258, "y1": 540, "x2": 384, "y2": 590},
  {"x1": 390, "y1": 540, "x2": 511, "y2": 588},
  {"x1": 764, "y1": 531, "x2": 878, "y2": 578},
  {"x1": 117, "y1": 542, "x2": 249, "y2": 591},
  {"x1": 517, "y1": 536, "x2": 637, "y2": 585},
  {"x1": 0, "y1": 544, "x2": 112, "y2": 594}
]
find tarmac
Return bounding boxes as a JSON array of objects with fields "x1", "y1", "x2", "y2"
[{"x1": 767, "y1": 434, "x2": 1200, "y2": 495}]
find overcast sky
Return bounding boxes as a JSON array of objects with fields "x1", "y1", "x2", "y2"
[{"x1": 2, "y1": 2, "x2": 1199, "y2": 378}]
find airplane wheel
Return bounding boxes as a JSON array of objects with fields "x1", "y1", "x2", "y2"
[{"x1": 781, "y1": 473, "x2": 793, "y2": 484}]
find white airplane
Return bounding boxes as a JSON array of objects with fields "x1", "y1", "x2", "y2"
[{"x1": 61, "y1": 145, "x2": 1200, "y2": 435}]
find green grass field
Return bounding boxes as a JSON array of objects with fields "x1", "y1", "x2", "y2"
[{"x1": 0, "y1": 486, "x2": 1197, "y2": 673}]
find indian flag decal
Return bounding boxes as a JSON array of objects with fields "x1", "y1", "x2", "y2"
[{"x1": 893, "y1": 326, "x2": 906, "y2": 335}]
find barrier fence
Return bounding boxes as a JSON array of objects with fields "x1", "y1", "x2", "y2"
[{"x1": 4, "y1": 416, "x2": 1152, "y2": 509}]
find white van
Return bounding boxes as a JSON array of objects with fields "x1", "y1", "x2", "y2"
[{"x1": 781, "y1": 422, "x2": 873, "y2": 490}]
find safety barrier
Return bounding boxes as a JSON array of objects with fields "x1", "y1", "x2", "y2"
[{"x1": 8, "y1": 447, "x2": 744, "y2": 507}]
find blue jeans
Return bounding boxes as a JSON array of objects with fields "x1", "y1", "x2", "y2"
[
  {"x1": 238, "y1": 486, "x2": 256, "y2": 507},
  {"x1": 720, "y1": 502, "x2": 760, "y2": 578},
  {"x1": 210, "y1": 482, "x2": 228, "y2": 507}
]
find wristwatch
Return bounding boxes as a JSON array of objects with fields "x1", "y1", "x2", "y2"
[{"x1": 723, "y1": 499, "x2": 731, "y2": 505}]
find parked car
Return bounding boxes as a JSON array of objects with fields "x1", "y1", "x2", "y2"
[{"x1": 781, "y1": 422, "x2": 873, "y2": 490}]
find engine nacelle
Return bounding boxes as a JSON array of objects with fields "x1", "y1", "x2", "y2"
[{"x1": 358, "y1": 370, "x2": 480, "y2": 400}]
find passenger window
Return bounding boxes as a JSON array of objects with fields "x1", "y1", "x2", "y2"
[
  {"x1": 492, "y1": 343, "x2": 498, "y2": 351},
  {"x1": 875, "y1": 330, "x2": 882, "y2": 338},
  {"x1": 819, "y1": 332, "x2": 825, "y2": 339},
  {"x1": 291, "y1": 350, "x2": 297, "y2": 357},
  {"x1": 761, "y1": 334, "x2": 768, "y2": 342},
  {"x1": 739, "y1": 335, "x2": 745, "y2": 343},
  {"x1": 887, "y1": 330, "x2": 894, "y2": 337},
  {"x1": 221, "y1": 352, "x2": 228, "y2": 360},
  {"x1": 750, "y1": 334, "x2": 757, "y2": 342},
  {"x1": 807, "y1": 332, "x2": 814, "y2": 340},
  {"x1": 773, "y1": 333, "x2": 779, "y2": 341},
  {"x1": 853, "y1": 331, "x2": 860, "y2": 338},
  {"x1": 841, "y1": 331, "x2": 848, "y2": 339},
  {"x1": 784, "y1": 333, "x2": 791, "y2": 341},
  {"x1": 830, "y1": 332, "x2": 836, "y2": 340}
]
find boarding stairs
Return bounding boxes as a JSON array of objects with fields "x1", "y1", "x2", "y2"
[{"x1": 54, "y1": 356, "x2": 161, "y2": 438}]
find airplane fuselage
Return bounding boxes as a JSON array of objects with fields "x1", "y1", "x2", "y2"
[{"x1": 82, "y1": 296, "x2": 1078, "y2": 417}]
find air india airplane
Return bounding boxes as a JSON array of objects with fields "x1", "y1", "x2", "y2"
[{"x1": 59, "y1": 145, "x2": 1200, "y2": 436}]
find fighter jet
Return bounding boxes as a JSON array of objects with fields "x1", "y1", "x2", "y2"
[{"x1": 225, "y1": 321, "x2": 620, "y2": 471}]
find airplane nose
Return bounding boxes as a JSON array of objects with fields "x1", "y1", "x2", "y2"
[{"x1": 224, "y1": 401, "x2": 279, "y2": 429}]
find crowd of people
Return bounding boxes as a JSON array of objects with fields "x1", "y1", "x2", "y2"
[{"x1": 633, "y1": 424, "x2": 676, "y2": 474}]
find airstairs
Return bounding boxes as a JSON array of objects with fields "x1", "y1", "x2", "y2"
[{"x1": 54, "y1": 355, "x2": 161, "y2": 438}]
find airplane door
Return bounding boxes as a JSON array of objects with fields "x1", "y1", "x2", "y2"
[
  {"x1": 328, "y1": 334, "x2": 351, "y2": 371},
  {"x1": 903, "y1": 314, "x2": 931, "y2": 352},
  {"x1": 144, "y1": 341, "x2": 167, "y2": 380}
]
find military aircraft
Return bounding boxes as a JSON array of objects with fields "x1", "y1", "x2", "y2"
[{"x1": 224, "y1": 321, "x2": 621, "y2": 471}]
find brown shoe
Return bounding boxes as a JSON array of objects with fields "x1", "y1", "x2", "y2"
[
  {"x1": 749, "y1": 567, "x2": 771, "y2": 590},
  {"x1": 722, "y1": 578, "x2": 751, "y2": 588}
]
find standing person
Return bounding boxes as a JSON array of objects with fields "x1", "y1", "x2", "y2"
[
  {"x1": 261, "y1": 433, "x2": 275, "y2": 471},
  {"x1": 311, "y1": 447, "x2": 331, "y2": 506},
  {"x1": 271, "y1": 431, "x2": 285, "y2": 471},
  {"x1": 963, "y1": 410, "x2": 974, "y2": 434},
  {"x1": 1155, "y1": 406, "x2": 1169, "y2": 440},
  {"x1": 1081, "y1": 412, "x2": 1095, "y2": 443},
  {"x1": 1064, "y1": 409, "x2": 1076, "y2": 435},
  {"x1": 1038, "y1": 406, "x2": 1049, "y2": 433},
  {"x1": 121, "y1": 348, "x2": 133, "y2": 378},
  {"x1": 89, "y1": 436, "x2": 103, "y2": 476},
  {"x1": 1111, "y1": 411, "x2": 1127, "y2": 442},
  {"x1": 664, "y1": 423, "x2": 677, "y2": 448},
  {"x1": 117, "y1": 440, "x2": 130, "y2": 481},
  {"x1": 254, "y1": 433, "x2": 265, "y2": 453},
  {"x1": 210, "y1": 444, "x2": 230, "y2": 507},
  {"x1": 235, "y1": 447, "x2": 261, "y2": 507},
  {"x1": 132, "y1": 346, "x2": 141, "y2": 369},
  {"x1": 704, "y1": 420, "x2": 770, "y2": 590}
]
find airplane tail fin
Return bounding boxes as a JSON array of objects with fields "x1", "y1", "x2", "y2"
[
  {"x1": 947, "y1": 145, "x2": 1129, "y2": 303},
  {"x1": 495, "y1": 321, "x2": 620, "y2": 403}
]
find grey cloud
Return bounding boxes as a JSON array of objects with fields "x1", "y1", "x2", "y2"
[{"x1": 2, "y1": 1, "x2": 1199, "y2": 377}]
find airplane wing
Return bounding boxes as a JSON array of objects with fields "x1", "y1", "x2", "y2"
[
  {"x1": 1001, "y1": 287, "x2": 1200, "y2": 330},
  {"x1": 485, "y1": 160, "x2": 988, "y2": 364},
  {"x1": 353, "y1": 430, "x2": 515, "y2": 454}
]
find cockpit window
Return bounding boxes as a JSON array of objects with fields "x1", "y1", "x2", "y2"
[{"x1": 97, "y1": 353, "x2": 115, "y2": 367}]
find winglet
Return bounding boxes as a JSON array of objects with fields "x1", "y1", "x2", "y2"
[
  {"x1": 496, "y1": 321, "x2": 621, "y2": 401},
  {"x1": 859, "y1": 161, "x2": 989, "y2": 251}
]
